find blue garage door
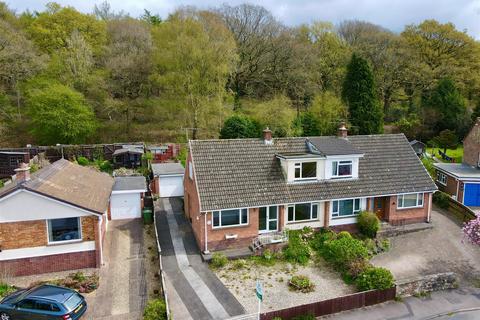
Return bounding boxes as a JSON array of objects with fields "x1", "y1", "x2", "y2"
[{"x1": 464, "y1": 183, "x2": 480, "y2": 206}]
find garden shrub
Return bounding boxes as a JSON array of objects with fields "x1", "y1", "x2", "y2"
[
  {"x1": 337, "y1": 231, "x2": 352, "y2": 239},
  {"x1": 288, "y1": 275, "x2": 315, "y2": 293},
  {"x1": 346, "y1": 258, "x2": 371, "y2": 279},
  {"x1": 231, "y1": 259, "x2": 247, "y2": 270},
  {"x1": 355, "y1": 267, "x2": 395, "y2": 291},
  {"x1": 323, "y1": 236, "x2": 369, "y2": 269},
  {"x1": 358, "y1": 211, "x2": 380, "y2": 238},
  {"x1": 211, "y1": 253, "x2": 228, "y2": 269},
  {"x1": 77, "y1": 156, "x2": 89, "y2": 166},
  {"x1": 98, "y1": 160, "x2": 113, "y2": 173},
  {"x1": 309, "y1": 228, "x2": 336, "y2": 252},
  {"x1": 0, "y1": 283, "x2": 16, "y2": 298},
  {"x1": 433, "y1": 191, "x2": 450, "y2": 209},
  {"x1": 143, "y1": 298, "x2": 167, "y2": 320},
  {"x1": 283, "y1": 231, "x2": 311, "y2": 265}
]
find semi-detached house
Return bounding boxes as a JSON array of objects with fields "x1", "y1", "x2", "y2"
[
  {"x1": 184, "y1": 125, "x2": 437, "y2": 253},
  {"x1": 0, "y1": 159, "x2": 113, "y2": 276}
]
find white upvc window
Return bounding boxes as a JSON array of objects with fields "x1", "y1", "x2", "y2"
[
  {"x1": 47, "y1": 217, "x2": 82, "y2": 244},
  {"x1": 294, "y1": 162, "x2": 317, "y2": 180},
  {"x1": 212, "y1": 209, "x2": 248, "y2": 228},
  {"x1": 437, "y1": 172, "x2": 447, "y2": 185},
  {"x1": 397, "y1": 193, "x2": 424, "y2": 209},
  {"x1": 287, "y1": 202, "x2": 319, "y2": 222},
  {"x1": 331, "y1": 198, "x2": 361, "y2": 218},
  {"x1": 332, "y1": 160, "x2": 353, "y2": 178}
]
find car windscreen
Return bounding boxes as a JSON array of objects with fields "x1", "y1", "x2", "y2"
[{"x1": 63, "y1": 293, "x2": 82, "y2": 311}]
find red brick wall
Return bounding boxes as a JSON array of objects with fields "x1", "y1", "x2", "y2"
[
  {"x1": 206, "y1": 208, "x2": 259, "y2": 251},
  {"x1": 435, "y1": 170, "x2": 459, "y2": 197},
  {"x1": 184, "y1": 150, "x2": 204, "y2": 251},
  {"x1": 385, "y1": 193, "x2": 431, "y2": 225},
  {"x1": 0, "y1": 251, "x2": 96, "y2": 277}
]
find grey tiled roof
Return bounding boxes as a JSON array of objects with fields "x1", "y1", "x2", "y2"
[
  {"x1": 308, "y1": 137, "x2": 362, "y2": 156},
  {"x1": 113, "y1": 176, "x2": 147, "y2": 191},
  {"x1": 190, "y1": 134, "x2": 437, "y2": 212},
  {"x1": 151, "y1": 163, "x2": 184, "y2": 176}
]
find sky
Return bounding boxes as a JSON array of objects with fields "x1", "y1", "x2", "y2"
[{"x1": 8, "y1": 0, "x2": 480, "y2": 39}]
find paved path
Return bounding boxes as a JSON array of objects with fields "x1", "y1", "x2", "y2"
[
  {"x1": 322, "y1": 288, "x2": 480, "y2": 320},
  {"x1": 156, "y1": 197, "x2": 245, "y2": 320},
  {"x1": 85, "y1": 219, "x2": 147, "y2": 320}
]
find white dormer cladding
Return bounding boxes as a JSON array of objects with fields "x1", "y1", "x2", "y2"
[{"x1": 324, "y1": 155, "x2": 362, "y2": 180}]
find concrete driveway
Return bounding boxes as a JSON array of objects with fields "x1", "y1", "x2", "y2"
[
  {"x1": 84, "y1": 219, "x2": 147, "y2": 320},
  {"x1": 156, "y1": 197, "x2": 245, "y2": 320},
  {"x1": 372, "y1": 207, "x2": 480, "y2": 285}
]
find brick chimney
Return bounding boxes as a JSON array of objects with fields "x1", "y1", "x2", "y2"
[
  {"x1": 14, "y1": 162, "x2": 31, "y2": 182},
  {"x1": 338, "y1": 122, "x2": 348, "y2": 139},
  {"x1": 263, "y1": 127, "x2": 273, "y2": 145}
]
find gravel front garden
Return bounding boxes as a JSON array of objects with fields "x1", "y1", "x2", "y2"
[{"x1": 214, "y1": 256, "x2": 355, "y2": 313}]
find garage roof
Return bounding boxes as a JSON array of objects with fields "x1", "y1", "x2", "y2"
[
  {"x1": 151, "y1": 163, "x2": 184, "y2": 176},
  {"x1": 113, "y1": 176, "x2": 147, "y2": 192}
]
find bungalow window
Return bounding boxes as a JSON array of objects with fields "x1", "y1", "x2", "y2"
[
  {"x1": 332, "y1": 199, "x2": 361, "y2": 218},
  {"x1": 437, "y1": 172, "x2": 447, "y2": 185},
  {"x1": 287, "y1": 203, "x2": 319, "y2": 222},
  {"x1": 397, "y1": 193, "x2": 424, "y2": 209},
  {"x1": 47, "y1": 217, "x2": 81, "y2": 243},
  {"x1": 294, "y1": 162, "x2": 317, "y2": 180},
  {"x1": 332, "y1": 160, "x2": 353, "y2": 177},
  {"x1": 212, "y1": 209, "x2": 248, "y2": 228}
]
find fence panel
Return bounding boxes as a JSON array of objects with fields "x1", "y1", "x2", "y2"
[{"x1": 261, "y1": 287, "x2": 396, "y2": 320}]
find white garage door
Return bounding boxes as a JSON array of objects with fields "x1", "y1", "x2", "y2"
[
  {"x1": 110, "y1": 193, "x2": 142, "y2": 219},
  {"x1": 160, "y1": 175, "x2": 184, "y2": 198}
]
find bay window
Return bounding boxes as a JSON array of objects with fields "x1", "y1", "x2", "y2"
[
  {"x1": 212, "y1": 209, "x2": 248, "y2": 228},
  {"x1": 332, "y1": 160, "x2": 353, "y2": 177},
  {"x1": 287, "y1": 202, "x2": 319, "y2": 222},
  {"x1": 48, "y1": 217, "x2": 81, "y2": 243},
  {"x1": 294, "y1": 162, "x2": 317, "y2": 180},
  {"x1": 397, "y1": 193, "x2": 424, "y2": 209},
  {"x1": 331, "y1": 199, "x2": 361, "y2": 218}
]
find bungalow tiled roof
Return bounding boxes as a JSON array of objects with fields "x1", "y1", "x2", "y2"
[
  {"x1": 0, "y1": 159, "x2": 114, "y2": 214},
  {"x1": 190, "y1": 134, "x2": 437, "y2": 212}
]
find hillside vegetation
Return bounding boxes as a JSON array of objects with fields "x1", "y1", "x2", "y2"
[{"x1": 0, "y1": 2, "x2": 479, "y2": 146}]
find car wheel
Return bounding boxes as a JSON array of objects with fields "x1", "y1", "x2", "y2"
[{"x1": 0, "y1": 313, "x2": 10, "y2": 320}]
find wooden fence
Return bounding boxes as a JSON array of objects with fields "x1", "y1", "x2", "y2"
[
  {"x1": 446, "y1": 197, "x2": 477, "y2": 222},
  {"x1": 261, "y1": 287, "x2": 397, "y2": 320}
]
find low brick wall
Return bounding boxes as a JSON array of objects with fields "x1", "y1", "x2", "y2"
[
  {"x1": 0, "y1": 251, "x2": 97, "y2": 277},
  {"x1": 396, "y1": 272, "x2": 458, "y2": 297}
]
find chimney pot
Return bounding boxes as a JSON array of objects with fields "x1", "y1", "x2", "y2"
[
  {"x1": 14, "y1": 162, "x2": 31, "y2": 182},
  {"x1": 263, "y1": 127, "x2": 273, "y2": 145},
  {"x1": 338, "y1": 122, "x2": 348, "y2": 138}
]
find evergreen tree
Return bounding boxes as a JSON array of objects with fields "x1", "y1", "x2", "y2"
[
  {"x1": 429, "y1": 78, "x2": 466, "y2": 135},
  {"x1": 299, "y1": 112, "x2": 321, "y2": 136},
  {"x1": 220, "y1": 114, "x2": 261, "y2": 139},
  {"x1": 342, "y1": 53, "x2": 383, "y2": 134}
]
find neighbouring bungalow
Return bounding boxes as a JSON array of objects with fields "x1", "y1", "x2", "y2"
[
  {"x1": 0, "y1": 159, "x2": 113, "y2": 276},
  {"x1": 184, "y1": 125, "x2": 437, "y2": 253},
  {"x1": 434, "y1": 118, "x2": 480, "y2": 206}
]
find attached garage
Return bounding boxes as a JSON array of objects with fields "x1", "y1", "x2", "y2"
[
  {"x1": 152, "y1": 163, "x2": 184, "y2": 198},
  {"x1": 463, "y1": 183, "x2": 480, "y2": 206},
  {"x1": 110, "y1": 176, "x2": 147, "y2": 220}
]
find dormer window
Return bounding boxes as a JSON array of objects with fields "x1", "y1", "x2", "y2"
[
  {"x1": 332, "y1": 160, "x2": 352, "y2": 178},
  {"x1": 294, "y1": 162, "x2": 316, "y2": 180}
]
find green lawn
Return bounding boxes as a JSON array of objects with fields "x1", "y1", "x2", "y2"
[{"x1": 427, "y1": 145, "x2": 463, "y2": 163}]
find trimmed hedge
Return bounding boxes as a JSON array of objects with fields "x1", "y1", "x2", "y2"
[{"x1": 433, "y1": 191, "x2": 450, "y2": 209}]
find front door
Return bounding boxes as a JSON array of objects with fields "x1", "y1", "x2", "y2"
[
  {"x1": 373, "y1": 197, "x2": 385, "y2": 220},
  {"x1": 259, "y1": 206, "x2": 278, "y2": 233}
]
